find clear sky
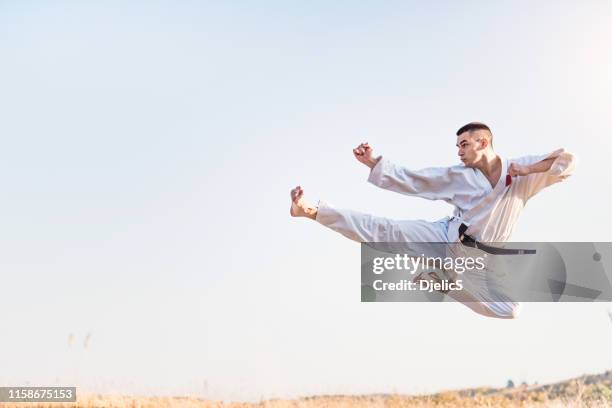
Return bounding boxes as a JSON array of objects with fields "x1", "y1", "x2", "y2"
[{"x1": 1, "y1": 0, "x2": 611, "y2": 402}]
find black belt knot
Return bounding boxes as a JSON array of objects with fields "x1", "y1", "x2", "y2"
[{"x1": 458, "y1": 223, "x2": 536, "y2": 255}]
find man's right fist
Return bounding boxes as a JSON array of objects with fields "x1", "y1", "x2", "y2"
[{"x1": 353, "y1": 142, "x2": 380, "y2": 169}]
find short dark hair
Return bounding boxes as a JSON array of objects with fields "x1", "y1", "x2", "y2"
[{"x1": 456, "y1": 122, "x2": 492, "y2": 136}]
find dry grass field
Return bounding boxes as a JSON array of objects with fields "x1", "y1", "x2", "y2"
[{"x1": 1, "y1": 371, "x2": 609, "y2": 408}]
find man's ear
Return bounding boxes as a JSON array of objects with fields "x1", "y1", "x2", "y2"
[{"x1": 479, "y1": 137, "x2": 489, "y2": 150}]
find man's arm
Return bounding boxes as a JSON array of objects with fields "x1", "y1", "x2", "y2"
[
  {"x1": 508, "y1": 157, "x2": 556, "y2": 177},
  {"x1": 509, "y1": 148, "x2": 576, "y2": 200},
  {"x1": 352, "y1": 142, "x2": 462, "y2": 202}
]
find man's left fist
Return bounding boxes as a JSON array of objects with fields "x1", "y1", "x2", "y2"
[{"x1": 508, "y1": 162, "x2": 529, "y2": 177}]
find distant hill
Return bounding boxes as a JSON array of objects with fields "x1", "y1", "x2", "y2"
[{"x1": 4, "y1": 370, "x2": 611, "y2": 407}]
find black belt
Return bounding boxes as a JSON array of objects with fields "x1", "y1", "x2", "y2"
[{"x1": 458, "y1": 223, "x2": 536, "y2": 255}]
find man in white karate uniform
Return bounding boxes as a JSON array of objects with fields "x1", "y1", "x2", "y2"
[{"x1": 290, "y1": 122, "x2": 576, "y2": 318}]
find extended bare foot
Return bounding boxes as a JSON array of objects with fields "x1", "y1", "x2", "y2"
[{"x1": 290, "y1": 186, "x2": 318, "y2": 220}]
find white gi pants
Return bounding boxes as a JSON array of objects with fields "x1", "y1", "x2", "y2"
[{"x1": 316, "y1": 200, "x2": 522, "y2": 319}]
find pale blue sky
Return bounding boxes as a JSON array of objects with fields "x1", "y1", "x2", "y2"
[{"x1": 0, "y1": 0, "x2": 611, "y2": 402}]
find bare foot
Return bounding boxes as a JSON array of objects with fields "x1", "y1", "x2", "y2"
[{"x1": 290, "y1": 186, "x2": 317, "y2": 220}]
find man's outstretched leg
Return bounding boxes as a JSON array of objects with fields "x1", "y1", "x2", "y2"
[
  {"x1": 290, "y1": 185, "x2": 386, "y2": 241},
  {"x1": 290, "y1": 186, "x2": 447, "y2": 243},
  {"x1": 289, "y1": 186, "x2": 520, "y2": 319}
]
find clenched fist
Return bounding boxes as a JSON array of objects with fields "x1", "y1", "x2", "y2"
[
  {"x1": 353, "y1": 142, "x2": 381, "y2": 169},
  {"x1": 508, "y1": 162, "x2": 530, "y2": 177}
]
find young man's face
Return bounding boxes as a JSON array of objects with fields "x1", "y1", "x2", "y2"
[{"x1": 456, "y1": 131, "x2": 487, "y2": 167}]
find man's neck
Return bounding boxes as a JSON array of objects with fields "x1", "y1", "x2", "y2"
[{"x1": 474, "y1": 151, "x2": 501, "y2": 180}]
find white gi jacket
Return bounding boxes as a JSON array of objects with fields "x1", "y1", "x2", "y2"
[{"x1": 366, "y1": 148, "x2": 576, "y2": 243}]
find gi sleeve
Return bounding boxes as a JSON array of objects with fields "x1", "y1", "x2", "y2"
[
  {"x1": 510, "y1": 148, "x2": 576, "y2": 200},
  {"x1": 367, "y1": 157, "x2": 462, "y2": 201}
]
